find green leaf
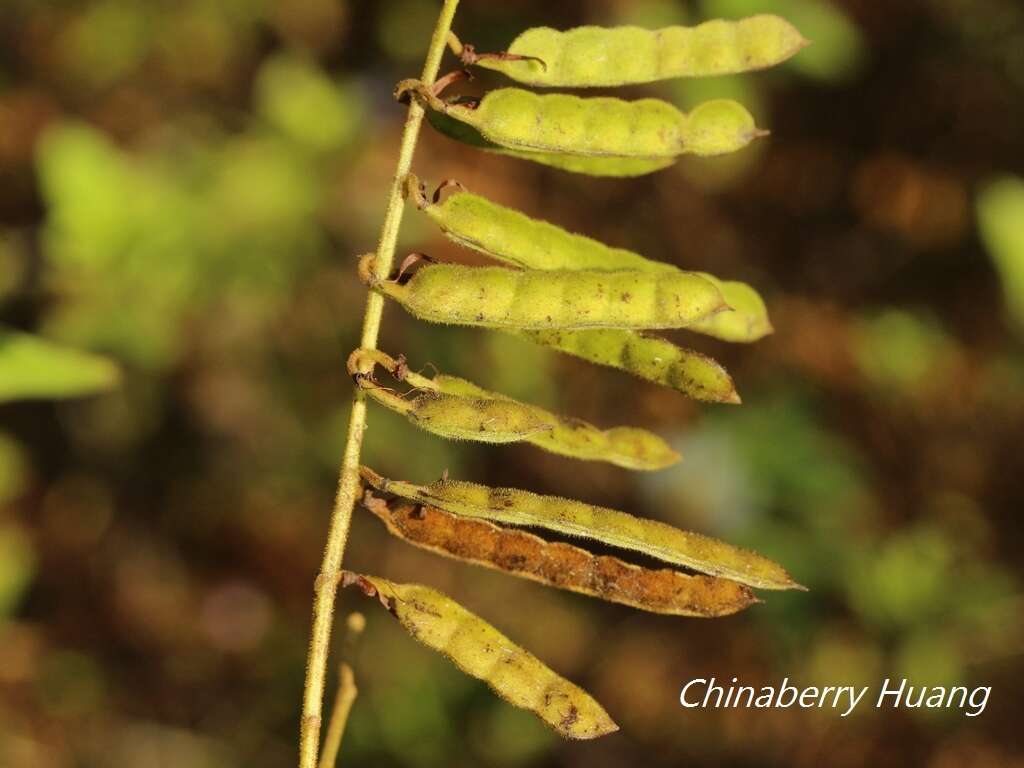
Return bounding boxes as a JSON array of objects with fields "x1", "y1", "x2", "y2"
[
  {"x1": 977, "y1": 176, "x2": 1024, "y2": 334},
  {"x1": 0, "y1": 327, "x2": 120, "y2": 402}
]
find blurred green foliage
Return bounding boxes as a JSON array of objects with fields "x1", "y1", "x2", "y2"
[
  {"x1": 853, "y1": 309, "x2": 955, "y2": 395},
  {"x1": 978, "y1": 176, "x2": 1024, "y2": 334},
  {"x1": 0, "y1": 523, "x2": 35, "y2": 620},
  {"x1": 0, "y1": 327, "x2": 120, "y2": 402}
]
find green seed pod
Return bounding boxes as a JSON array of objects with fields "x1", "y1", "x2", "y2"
[
  {"x1": 688, "y1": 275, "x2": 773, "y2": 342},
  {"x1": 407, "y1": 174, "x2": 653, "y2": 272},
  {"x1": 423, "y1": 106, "x2": 682, "y2": 177},
  {"x1": 520, "y1": 328, "x2": 740, "y2": 403},
  {"x1": 358, "y1": 254, "x2": 727, "y2": 331},
  {"x1": 408, "y1": 176, "x2": 772, "y2": 343},
  {"x1": 411, "y1": 394, "x2": 550, "y2": 443},
  {"x1": 433, "y1": 373, "x2": 680, "y2": 470},
  {"x1": 451, "y1": 16, "x2": 808, "y2": 87},
  {"x1": 348, "y1": 348, "x2": 550, "y2": 443},
  {"x1": 401, "y1": 80, "x2": 763, "y2": 161},
  {"x1": 349, "y1": 348, "x2": 679, "y2": 469},
  {"x1": 361, "y1": 468, "x2": 802, "y2": 591},
  {"x1": 512, "y1": 151, "x2": 678, "y2": 178},
  {"x1": 342, "y1": 571, "x2": 618, "y2": 739}
]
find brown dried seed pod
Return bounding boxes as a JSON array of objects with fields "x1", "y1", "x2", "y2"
[
  {"x1": 363, "y1": 492, "x2": 758, "y2": 617},
  {"x1": 361, "y1": 466, "x2": 804, "y2": 591}
]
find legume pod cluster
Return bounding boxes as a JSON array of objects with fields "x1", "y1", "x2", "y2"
[
  {"x1": 403, "y1": 13, "x2": 804, "y2": 176},
  {"x1": 347, "y1": 11, "x2": 807, "y2": 740}
]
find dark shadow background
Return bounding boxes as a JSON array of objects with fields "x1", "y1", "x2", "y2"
[{"x1": 1, "y1": 0, "x2": 1023, "y2": 766}]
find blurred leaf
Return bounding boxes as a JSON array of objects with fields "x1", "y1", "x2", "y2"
[
  {"x1": 472, "y1": 703, "x2": 555, "y2": 767},
  {"x1": 0, "y1": 327, "x2": 120, "y2": 402},
  {"x1": 256, "y1": 54, "x2": 366, "y2": 154},
  {"x1": 36, "y1": 117, "x2": 329, "y2": 370},
  {"x1": 0, "y1": 523, "x2": 35, "y2": 618},
  {"x1": 205, "y1": 136, "x2": 319, "y2": 246},
  {"x1": 853, "y1": 309, "x2": 954, "y2": 393},
  {"x1": 0, "y1": 433, "x2": 28, "y2": 506},
  {"x1": 805, "y1": 630, "x2": 883, "y2": 691},
  {"x1": 895, "y1": 630, "x2": 965, "y2": 691},
  {"x1": 378, "y1": 0, "x2": 439, "y2": 61},
  {"x1": 0, "y1": 232, "x2": 27, "y2": 300},
  {"x1": 37, "y1": 650, "x2": 106, "y2": 717},
  {"x1": 57, "y1": 0, "x2": 155, "y2": 89},
  {"x1": 37, "y1": 122, "x2": 190, "y2": 274},
  {"x1": 977, "y1": 175, "x2": 1024, "y2": 334},
  {"x1": 845, "y1": 525, "x2": 954, "y2": 628}
]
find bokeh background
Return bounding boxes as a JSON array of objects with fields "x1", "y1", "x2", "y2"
[{"x1": 2, "y1": 0, "x2": 1024, "y2": 765}]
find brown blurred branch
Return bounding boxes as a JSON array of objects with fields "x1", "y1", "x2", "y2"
[{"x1": 318, "y1": 613, "x2": 366, "y2": 768}]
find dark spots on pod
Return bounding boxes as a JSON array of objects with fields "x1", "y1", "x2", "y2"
[
  {"x1": 619, "y1": 339, "x2": 636, "y2": 371},
  {"x1": 488, "y1": 486, "x2": 516, "y2": 510},
  {"x1": 620, "y1": 292, "x2": 632, "y2": 303},
  {"x1": 498, "y1": 553, "x2": 528, "y2": 570},
  {"x1": 559, "y1": 704, "x2": 580, "y2": 731}
]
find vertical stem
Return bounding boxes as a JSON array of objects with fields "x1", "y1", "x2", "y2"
[{"x1": 298, "y1": 2, "x2": 461, "y2": 766}]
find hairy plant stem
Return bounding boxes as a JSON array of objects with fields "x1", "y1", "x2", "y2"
[{"x1": 298, "y1": 2, "x2": 461, "y2": 766}]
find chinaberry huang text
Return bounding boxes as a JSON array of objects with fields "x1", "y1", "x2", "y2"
[{"x1": 680, "y1": 677, "x2": 990, "y2": 718}]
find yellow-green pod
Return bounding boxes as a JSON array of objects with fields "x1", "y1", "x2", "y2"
[
  {"x1": 424, "y1": 106, "x2": 684, "y2": 177},
  {"x1": 452, "y1": 16, "x2": 807, "y2": 87},
  {"x1": 407, "y1": 174, "x2": 653, "y2": 272},
  {"x1": 402, "y1": 80, "x2": 762, "y2": 161},
  {"x1": 408, "y1": 177, "x2": 772, "y2": 343},
  {"x1": 433, "y1": 373, "x2": 680, "y2": 470},
  {"x1": 342, "y1": 571, "x2": 618, "y2": 739},
  {"x1": 412, "y1": 393, "x2": 552, "y2": 443},
  {"x1": 519, "y1": 329, "x2": 741, "y2": 404},
  {"x1": 348, "y1": 348, "x2": 550, "y2": 444},
  {"x1": 358, "y1": 254, "x2": 727, "y2": 331},
  {"x1": 687, "y1": 274, "x2": 773, "y2": 342},
  {"x1": 361, "y1": 468, "x2": 802, "y2": 591},
  {"x1": 348, "y1": 348, "x2": 677, "y2": 468},
  {"x1": 510, "y1": 151, "x2": 677, "y2": 178}
]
